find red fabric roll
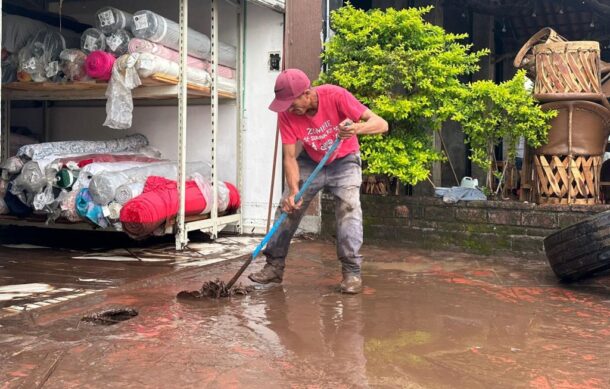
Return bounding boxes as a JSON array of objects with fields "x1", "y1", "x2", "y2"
[
  {"x1": 224, "y1": 182, "x2": 241, "y2": 211},
  {"x1": 75, "y1": 154, "x2": 162, "y2": 168},
  {"x1": 120, "y1": 176, "x2": 206, "y2": 239},
  {"x1": 85, "y1": 51, "x2": 116, "y2": 80},
  {"x1": 53, "y1": 154, "x2": 162, "y2": 168}
]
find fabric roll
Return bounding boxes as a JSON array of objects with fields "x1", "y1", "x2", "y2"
[
  {"x1": 224, "y1": 182, "x2": 241, "y2": 212},
  {"x1": 127, "y1": 38, "x2": 236, "y2": 78},
  {"x1": 89, "y1": 162, "x2": 177, "y2": 205},
  {"x1": 106, "y1": 201, "x2": 123, "y2": 220},
  {"x1": 5, "y1": 183, "x2": 33, "y2": 217},
  {"x1": 0, "y1": 198, "x2": 8, "y2": 215},
  {"x1": 80, "y1": 28, "x2": 106, "y2": 55},
  {"x1": 1, "y1": 156, "x2": 25, "y2": 175},
  {"x1": 133, "y1": 52, "x2": 211, "y2": 85},
  {"x1": 76, "y1": 188, "x2": 108, "y2": 227},
  {"x1": 96, "y1": 7, "x2": 133, "y2": 34},
  {"x1": 0, "y1": 180, "x2": 8, "y2": 215},
  {"x1": 191, "y1": 174, "x2": 229, "y2": 214},
  {"x1": 130, "y1": 10, "x2": 236, "y2": 67},
  {"x1": 106, "y1": 29, "x2": 132, "y2": 57},
  {"x1": 60, "y1": 189, "x2": 82, "y2": 222},
  {"x1": 89, "y1": 162, "x2": 211, "y2": 205},
  {"x1": 17, "y1": 134, "x2": 149, "y2": 161},
  {"x1": 120, "y1": 176, "x2": 206, "y2": 239},
  {"x1": 128, "y1": 38, "x2": 207, "y2": 69},
  {"x1": 85, "y1": 50, "x2": 116, "y2": 80},
  {"x1": 55, "y1": 168, "x2": 79, "y2": 189},
  {"x1": 18, "y1": 30, "x2": 66, "y2": 82},
  {"x1": 75, "y1": 161, "x2": 152, "y2": 190},
  {"x1": 59, "y1": 49, "x2": 90, "y2": 82},
  {"x1": 12, "y1": 161, "x2": 46, "y2": 195},
  {"x1": 115, "y1": 182, "x2": 145, "y2": 205},
  {"x1": 50, "y1": 153, "x2": 161, "y2": 169}
]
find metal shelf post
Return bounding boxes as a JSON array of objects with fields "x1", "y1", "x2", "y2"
[
  {"x1": 210, "y1": 0, "x2": 219, "y2": 238},
  {"x1": 175, "y1": 0, "x2": 189, "y2": 250},
  {"x1": 236, "y1": 0, "x2": 244, "y2": 234}
]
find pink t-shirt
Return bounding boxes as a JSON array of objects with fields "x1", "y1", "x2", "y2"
[{"x1": 278, "y1": 85, "x2": 368, "y2": 163}]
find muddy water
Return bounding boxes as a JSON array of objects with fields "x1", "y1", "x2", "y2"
[{"x1": 1, "y1": 241, "x2": 610, "y2": 388}]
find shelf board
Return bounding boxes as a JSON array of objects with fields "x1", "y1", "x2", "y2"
[
  {"x1": 2, "y1": 73, "x2": 237, "y2": 101},
  {"x1": 0, "y1": 212, "x2": 241, "y2": 234}
]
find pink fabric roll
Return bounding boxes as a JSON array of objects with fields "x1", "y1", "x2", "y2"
[
  {"x1": 85, "y1": 51, "x2": 116, "y2": 80},
  {"x1": 128, "y1": 38, "x2": 235, "y2": 79}
]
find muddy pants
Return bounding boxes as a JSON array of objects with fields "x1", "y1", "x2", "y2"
[{"x1": 263, "y1": 152, "x2": 363, "y2": 274}]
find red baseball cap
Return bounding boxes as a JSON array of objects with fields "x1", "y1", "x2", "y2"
[{"x1": 269, "y1": 69, "x2": 311, "y2": 112}]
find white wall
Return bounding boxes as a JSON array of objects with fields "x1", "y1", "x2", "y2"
[
  {"x1": 242, "y1": 2, "x2": 284, "y2": 232},
  {"x1": 10, "y1": 1, "x2": 285, "y2": 232}
]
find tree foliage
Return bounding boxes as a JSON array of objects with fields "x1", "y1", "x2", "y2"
[
  {"x1": 451, "y1": 70, "x2": 557, "y2": 188},
  {"x1": 319, "y1": 4, "x2": 488, "y2": 184}
]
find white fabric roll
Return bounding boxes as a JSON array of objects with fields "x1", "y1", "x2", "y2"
[
  {"x1": 75, "y1": 161, "x2": 151, "y2": 190},
  {"x1": 115, "y1": 182, "x2": 145, "y2": 205},
  {"x1": 131, "y1": 10, "x2": 236, "y2": 67}
]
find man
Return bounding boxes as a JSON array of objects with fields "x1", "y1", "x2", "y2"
[{"x1": 248, "y1": 68, "x2": 388, "y2": 294}]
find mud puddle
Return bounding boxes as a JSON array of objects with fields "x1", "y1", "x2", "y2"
[{"x1": 1, "y1": 241, "x2": 609, "y2": 388}]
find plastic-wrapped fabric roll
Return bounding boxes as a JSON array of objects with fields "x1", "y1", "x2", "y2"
[
  {"x1": 134, "y1": 52, "x2": 211, "y2": 85},
  {"x1": 115, "y1": 182, "x2": 145, "y2": 205},
  {"x1": 17, "y1": 134, "x2": 149, "y2": 160},
  {"x1": 85, "y1": 51, "x2": 116, "y2": 81},
  {"x1": 89, "y1": 162, "x2": 178, "y2": 205},
  {"x1": 89, "y1": 161, "x2": 208, "y2": 206},
  {"x1": 2, "y1": 54, "x2": 18, "y2": 83},
  {"x1": 5, "y1": 183, "x2": 33, "y2": 217},
  {"x1": 12, "y1": 161, "x2": 46, "y2": 196},
  {"x1": 76, "y1": 188, "x2": 108, "y2": 227},
  {"x1": 75, "y1": 161, "x2": 152, "y2": 190},
  {"x1": 96, "y1": 7, "x2": 133, "y2": 34},
  {"x1": 127, "y1": 38, "x2": 236, "y2": 78},
  {"x1": 128, "y1": 38, "x2": 206, "y2": 69},
  {"x1": 224, "y1": 182, "x2": 241, "y2": 212},
  {"x1": 0, "y1": 198, "x2": 8, "y2": 215},
  {"x1": 131, "y1": 10, "x2": 236, "y2": 67},
  {"x1": 18, "y1": 30, "x2": 66, "y2": 82},
  {"x1": 60, "y1": 189, "x2": 82, "y2": 222},
  {"x1": 51, "y1": 153, "x2": 161, "y2": 169},
  {"x1": 193, "y1": 176, "x2": 230, "y2": 214},
  {"x1": 80, "y1": 28, "x2": 106, "y2": 55},
  {"x1": 59, "y1": 49, "x2": 90, "y2": 81},
  {"x1": 0, "y1": 180, "x2": 8, "y2": 215},
  {"x1": 1, "y1": 156, "x2": 25, "y2": 175},
  {"x1": 106, "y1": 29, "x2": 132, "y2": 57},
  {"x1": 55, "y1": 168, "x2": 79, "y2": 189},
  {"x1": 120, "y1": 176, "x2": 206, "y2": 240}
]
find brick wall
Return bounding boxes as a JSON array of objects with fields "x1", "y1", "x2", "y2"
[{"x1": 321, "y1": 194, "x2": 610, "y2": 257}]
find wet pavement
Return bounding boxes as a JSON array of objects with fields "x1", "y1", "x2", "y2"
[{"x1": 1, "y1": 239, "x2": 610, "y2": 388}]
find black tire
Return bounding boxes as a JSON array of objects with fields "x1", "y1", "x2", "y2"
[{"x1": 544, "y1": 210, "x2": 610, "y2": 281}]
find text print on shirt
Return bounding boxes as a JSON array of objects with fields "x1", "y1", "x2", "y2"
[{"x1": 304, "y1": 120, "x2": 336, "y2": 151}]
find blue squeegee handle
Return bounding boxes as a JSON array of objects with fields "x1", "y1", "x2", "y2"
[{"x1": 251, "y1": 137, "x2": 342, "y2": 259}]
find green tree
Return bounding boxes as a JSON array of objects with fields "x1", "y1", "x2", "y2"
[
  {"x1": 320, "y1": 4, "x2": 488, "y2": 184},
  {"x1": 452, "y1": 70, "x2": 556, "y2": 192}
]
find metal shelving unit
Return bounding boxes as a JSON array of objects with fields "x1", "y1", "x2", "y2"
[{"x1": 0, "y1": 0, "x2": 244, "y2": 250}]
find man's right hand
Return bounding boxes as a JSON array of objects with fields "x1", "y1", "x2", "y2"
[{"x1": 282, "y1": 192, "x2": 303, "y2": 213}]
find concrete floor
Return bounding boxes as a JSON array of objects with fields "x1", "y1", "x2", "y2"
[{"x1": 1, "y1": 238, "x2": 610, "y2": 388}]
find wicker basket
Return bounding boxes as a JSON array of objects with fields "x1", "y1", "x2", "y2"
[
  {"x1": 533, "y1": 41, "x2": 608, "y2": 108},
  {"x1": 513, "y1": 27, "x2": 566, "y2": 78},
  {"x1": 534, "y1": 101, "x2": 610, "y2": 204},
  {"x1": 534, "y1": 154, "x2": 602, "y2": 204}
]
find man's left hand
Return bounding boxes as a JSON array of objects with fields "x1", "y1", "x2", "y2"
[{"x1": 338, "y1": 119, "x2": 358, "y2": 140}]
